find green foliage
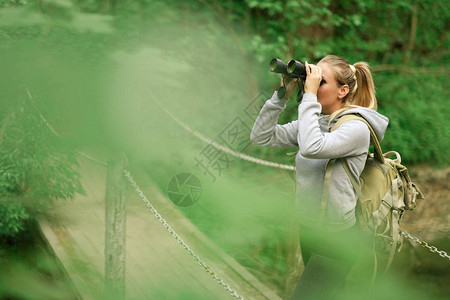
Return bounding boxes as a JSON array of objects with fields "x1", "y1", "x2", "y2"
[
  {"x1": 377, "y1": 73, "x2": 450, "y2": 164},
  {"x1": 0, "y1": 99, "x2": 84, "y2": 238},
  {"x1": 0, "y1": 203, "x2": 29, "y2": 235}
]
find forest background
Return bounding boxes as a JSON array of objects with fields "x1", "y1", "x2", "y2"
[{"x1": 0, "y1": 0, "x2": 449, "y2": 299}]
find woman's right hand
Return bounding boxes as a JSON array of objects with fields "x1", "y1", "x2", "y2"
[
  {"x1": 280, "y1": 74, "x2": 298, "y2": 100},
  {"x1": 304, "y1": 62, "x2": 322, "y2": 95}
]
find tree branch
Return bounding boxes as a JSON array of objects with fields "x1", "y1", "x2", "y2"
[
  {"x1": 372, "y1": 64, "x2": 449, "y2": 75},
  {"x1": 403, "y1": 2, "x2": 418, "y2": 65}
]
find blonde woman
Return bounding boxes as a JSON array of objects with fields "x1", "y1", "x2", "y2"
[{"x1": 250, "y1": 55, "x2": 389, "y2": 299}]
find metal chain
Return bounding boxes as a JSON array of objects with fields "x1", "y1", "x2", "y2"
[
  {"x1": 26, "y1": 88, "x2": 61, "y2": 138},
  {"x1": 148, "y1": 93, "x2": 295, "y2": 171},
  {"x1": 402, "y1": 231, "x2": 450, "y2": 260},
  {"x1": 26, "y1": 89, "x2": 108, "y2": 167},
  {"x1": 29, "y1": 85, "x2": 294, "y2": 173},
  {"x1": 123, "y1": 170, "x2": 245, "y2": 300},
  {"x1": 75, "y1": 150, "x2": 107, "y2": 166}
]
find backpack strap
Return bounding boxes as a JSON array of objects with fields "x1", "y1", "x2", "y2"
[
  {"x1": 317, "y1": 158, "x2": 337, "y2": 225},
  {"x1": 332, "y1": 114, "x2": 385, "y2": 164},
  {"x1": 340, "y1": 159, "x2": 364, "y2": 203},
  {"x1": 330, "y1": 114, "x2": 382, "y2": 200}
]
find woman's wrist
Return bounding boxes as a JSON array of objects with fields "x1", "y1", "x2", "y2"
[
  {"x1": 304, "y1": 88, "x2": 317, "y2": 95},
  {"x1": 302, "y1": 93, "x2": 318, "y2": 103},
  {"x1": 272, "y1": 90, "x2": 289, "y2": 105}
]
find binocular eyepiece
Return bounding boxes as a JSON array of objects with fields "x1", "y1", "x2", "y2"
[{"x1": 269, "y1": 58, "x2": 307, "y2": 81}]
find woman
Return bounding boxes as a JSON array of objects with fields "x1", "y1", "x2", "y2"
[{"x1": 250, "y1": 55, "x2": 389, "y2": 299}]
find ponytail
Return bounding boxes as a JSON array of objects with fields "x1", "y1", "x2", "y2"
[{"x1": 351, "y1": 62, "x2": 377, "y2": 110}]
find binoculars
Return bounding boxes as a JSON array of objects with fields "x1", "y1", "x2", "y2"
[
  {"x1": 269, "y1": 58, "x2": 307, "y2": 81},
  {"x1": 269, "y1": 58, "x2": 307, "y2": 102}
]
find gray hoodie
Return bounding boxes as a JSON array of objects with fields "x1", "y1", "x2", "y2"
[{"x1": 250, "y1": 91, "x2": 389, "y2": 232}]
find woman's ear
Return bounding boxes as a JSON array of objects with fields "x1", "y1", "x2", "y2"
[{"x1": 338, "y1": 85, "x2": 349, "y2": 100}]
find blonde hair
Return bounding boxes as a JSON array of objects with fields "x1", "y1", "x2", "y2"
[{"x1": 318, "y1": 55, "x2": 377, "y2": 121}]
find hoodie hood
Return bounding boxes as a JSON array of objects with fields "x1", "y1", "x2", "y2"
[{"x1": 337, "y1": 107, "x2": 389, "y2": 143}]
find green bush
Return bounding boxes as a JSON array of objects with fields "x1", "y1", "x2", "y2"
[
  {"x1": 377, "y1": 73, "x2": 450, "y2": 164},
  {"x1": 0, "y1": 98, "x2": 84, "y2": 238}
]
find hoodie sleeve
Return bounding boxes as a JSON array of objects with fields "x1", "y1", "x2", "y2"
[
  {"x1": 298, "y1": 93, "x2": 370, "y2": 159},
  {"x1": 250, "y1": 91, "x2": 298, "y2": 148}
]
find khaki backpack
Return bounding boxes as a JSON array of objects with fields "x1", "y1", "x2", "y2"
[{"x1": 321, "y1": 114, "x2": 424, "y2": 272}]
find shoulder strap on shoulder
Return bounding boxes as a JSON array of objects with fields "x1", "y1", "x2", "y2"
[
  {"x1": 340, "y1": 158, "x2": 364, "y2": 201},
  {"x1": 331, "y1": 114, "x2": 384, "y2": 164}
]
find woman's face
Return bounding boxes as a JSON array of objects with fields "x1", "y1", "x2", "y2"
[{"x1": 316, "y1": 62, "x2": 347, "y2": 115}]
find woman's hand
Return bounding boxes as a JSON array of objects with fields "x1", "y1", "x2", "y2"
[
  {"x1": 280, "y1": 74, "x2": 298, "y2": 100},
  {"x1": 304, "y1": 62, "x2": 322, "y2": 95}
]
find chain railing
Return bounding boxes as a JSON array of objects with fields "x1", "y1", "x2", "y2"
[
  {"x1": 76, "y1": 150, "x2": 108, "y2": 166},
  {"x1": 148, "y1": 92, "x2": 295, "y2": 171},
  {"x1": 402, "y1": 231, "x2": 450, "y2": 260}
]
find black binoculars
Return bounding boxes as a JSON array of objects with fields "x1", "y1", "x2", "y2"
[
  {"x1": 269, "y1": 58, "x2": 307, "y2": 101},
  {"x1": 269, "y1": 58, "x2": 307, "y2": 81}
]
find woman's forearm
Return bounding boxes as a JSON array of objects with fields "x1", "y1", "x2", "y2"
[{"x1": 250, "y1": 91, "x2": 298, "y2": 148}]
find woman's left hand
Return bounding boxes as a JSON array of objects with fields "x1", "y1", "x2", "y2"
[{"x1": 304, "y1": 61, "x2": 322, "y2": 95}]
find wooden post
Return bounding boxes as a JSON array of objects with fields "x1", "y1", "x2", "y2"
[{"x1": 104, "y1": 153, "x2": 128, "y2": 299}]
